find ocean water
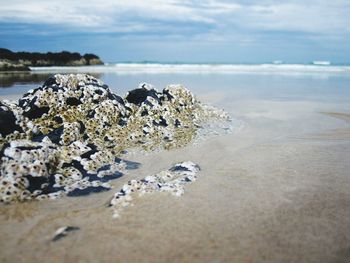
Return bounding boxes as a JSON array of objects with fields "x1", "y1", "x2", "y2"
[
  {"x1": 1, "y1": 63, "x2": 350, "y2": 106},
  {"x1": 28, "y1": 63, "x2": 350, "y2": 74}
]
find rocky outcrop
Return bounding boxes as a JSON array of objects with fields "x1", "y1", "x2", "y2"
[
  {"x1": 0, "y1": 74, "x2": 229, "y2": 203},
  {"x1": 0, "y1": 60, "x2": 30, "y2": 71},
  {"x1": 0, "y1": 48, "x2": 103, "y2": 71}
]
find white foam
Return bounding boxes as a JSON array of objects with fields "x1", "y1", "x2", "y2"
[
  {"x1": 29, "y1": 63, "x2": 350, "y2": 75},
  {"x1": 312, "y1": 61, "x2": 331, "y2": 66}
]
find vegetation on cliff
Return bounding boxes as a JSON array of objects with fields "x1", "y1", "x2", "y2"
[{"x1": 0, "y1": 48, "x2": 104, "y2": 71}]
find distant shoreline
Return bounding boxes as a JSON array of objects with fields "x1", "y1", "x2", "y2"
[{"x1": 0, "y1": 48, "x2": 103, "y2": 71}]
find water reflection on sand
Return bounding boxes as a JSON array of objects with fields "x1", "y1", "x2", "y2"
[{"x1": 0, "y1": 72, "x2": 102, "y2": 88}]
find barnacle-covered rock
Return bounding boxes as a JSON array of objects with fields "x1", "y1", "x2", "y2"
[
  {"x1": 0, "y1": 74, "x2": 230, "y2": 203},
  {"x1": 110, "y1": 161, "x2": 200, "y2": 218},
  {"x1": 0, "y1": 139, "x2": 58, "y2": 202}
]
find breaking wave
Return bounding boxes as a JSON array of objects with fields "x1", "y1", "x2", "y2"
[{"x1": 30, "y1": 63, "x2": 350, "y2": 75}]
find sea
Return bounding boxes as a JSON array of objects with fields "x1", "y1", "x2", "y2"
[{"x1": 1, "y1": 62, "x2": 350, "y2": 105}]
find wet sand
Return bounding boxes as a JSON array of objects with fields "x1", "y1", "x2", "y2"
[{"x1": 1, "y1": 94, "x2": 350, "y2": 262}]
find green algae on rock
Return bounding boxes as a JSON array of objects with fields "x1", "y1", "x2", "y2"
[{"x1": 0, "y1": 74, "x2": 229, "y2": 203}]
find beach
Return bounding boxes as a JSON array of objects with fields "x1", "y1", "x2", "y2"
[{"x1": 1, "y1": 68, "x2": 350, "y2": 262}]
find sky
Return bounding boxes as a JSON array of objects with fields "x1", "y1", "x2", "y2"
[{"x1": 0, "y1": 0, "x2": 350, "y2": 63}]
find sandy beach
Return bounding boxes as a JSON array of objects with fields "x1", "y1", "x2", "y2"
[
  {"x1": 2, "y1": 0, "x2": 350, "y2": 260},
  {"x1": 1, "y1": 72, "x2": 350, "y2": 262}
]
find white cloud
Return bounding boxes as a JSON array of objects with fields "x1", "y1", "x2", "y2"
[
  {"x1": 245, "y1": 2, "x2": 350, "y2": 33},
  {"x1": 0, "y1": 0, "x2": 349, "y2": 38},
  {"x1": 0, "y1": 0, "x2": 220, "y2": 29}
]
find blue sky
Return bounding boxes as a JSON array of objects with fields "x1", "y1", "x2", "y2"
[{"x1": 0, "y1": 0, "x2": 350, "y2": 63}]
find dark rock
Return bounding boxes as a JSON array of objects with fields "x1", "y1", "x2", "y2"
[
  {"x1": 0, "y1": 102, "x2": 23, "y2": 137},
  {"x1": 77, "y1": 121, "x2": 85, "y2": 134},
  {"x1": 80, "y1": 148, "x2": 98, "y2": 159},
  {"x1": 32, "y1": 126, "x2": 64, "y2": 144},
  {"x1": 43, "y1": 76, "x2": 57, "y2": 87},
  {"x1": 107, "y1": 93, "x2": 125, "y2": 105},
  {"x1": 141, "y1": 109, "x2": 148, "y2": 116},
  {"x1": 125, "y1": 88, "x2": 160, "y2": 106},
  {"x1": 66, "y1": 97, "x2": 81, "y2": 106},
  {"x1": 21, "y1": 95, "x2": 50, "y2": 119},
  {"x1": 53, "y1": 116, "x2": 63, "y2": 124},
  {"x1": 94, "y1": 89, "x2": 103, "y2": 95},
  {"x1": 25, "y1": 175, "x2": 48, "y2": 193}
]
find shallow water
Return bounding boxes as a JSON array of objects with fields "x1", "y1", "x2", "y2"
[
  {"x1": 2, "y1": 70, "x2": 350, "y2": 102},
  {"x1": 1, "y1": 69, "x2": 350, "y2": 262}
]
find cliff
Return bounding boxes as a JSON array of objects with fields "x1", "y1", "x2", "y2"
[{"x1": 0, "y1": 48, "x2": 104, "y2": 71}]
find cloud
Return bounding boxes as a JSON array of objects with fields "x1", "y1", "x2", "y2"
[
  {"x1": 244, "y1": 1, "x2": 350, "y2": 34},
  {"x1": 0, "y1": 0, "x2": 349, "y2": 41},
  {"x1": 0, "y1": 0, "x2": 221, "y2": 29}
]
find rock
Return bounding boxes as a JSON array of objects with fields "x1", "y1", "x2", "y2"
[
  {"x1": 125, "y1": 87, "x2": 161, "y2": 106},
  {"x1": 110, "y1": 161, "x2": 200, "y2": 218},
  {"x1": 0, "y1": 59, "x2": 30, "y2": 71},
  {"x1": 0, "y1": 48, "x2": 104, "y2": 70},
  {"x1": 0, "y1": 101, "x2": 23, "y2": 137},
  {"x1": 0, "y1": 74, "x2": 229, "y2": 203},
  {"x1": 52, "y1": 226, "x2": 80, "y2": 242}
]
